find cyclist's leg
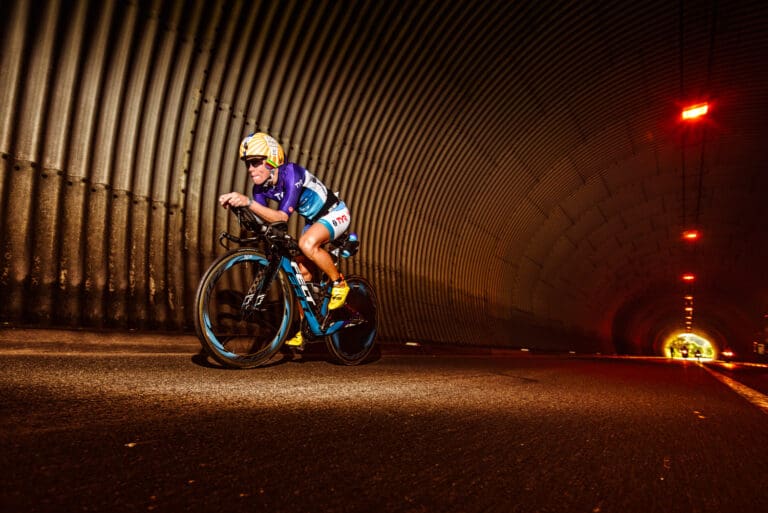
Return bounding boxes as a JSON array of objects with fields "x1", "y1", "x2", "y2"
[
  {"x1": 298, "y1": 223, "x2": 337, "y2": 280},
  {"x1": 300, "y1": 205, "x2": 351, "y2": 309},
  {"x1": 294, "y1": 254, "x2": 316, "y2": 283},
  {"x1": 299, "y1": 203, "x2": 351, "y2": 279}
]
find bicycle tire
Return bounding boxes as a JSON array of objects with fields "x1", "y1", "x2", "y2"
[
  {"x1": 194, "y1": 248, "x2": 293, "y2": 368},
  {"x1": 325, "y1": 276, "x2": 378, "y2": 365}
]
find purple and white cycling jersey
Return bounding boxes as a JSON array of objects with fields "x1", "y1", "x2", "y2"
[{"x1": 251, "y1": 162, "x2": 350, "y2": 239}]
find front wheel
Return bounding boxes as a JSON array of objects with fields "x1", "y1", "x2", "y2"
[
  {"x1": 325, "y1": 276, "x2": 378, "y2": 365},
  {"x1": 194, "y1": 249, "x2": 293, "y2": 368}
]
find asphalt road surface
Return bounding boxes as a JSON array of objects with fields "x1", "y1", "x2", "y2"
[{"x1": 1, "y1": 335, "x2": 767, "y2": 513}]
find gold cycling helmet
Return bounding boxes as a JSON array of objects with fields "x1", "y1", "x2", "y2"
[{"x1": 239, "y1": 132, "x2": 285, "y2": 169}]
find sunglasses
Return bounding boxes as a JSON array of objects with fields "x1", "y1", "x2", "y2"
[{"x1": 244, "y1": 157, "x2": 266, "y2": 168}]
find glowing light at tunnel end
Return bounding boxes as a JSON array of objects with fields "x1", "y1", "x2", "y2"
[{"x1": 662, "y1": 331, "x2": 717, "y2": 360}]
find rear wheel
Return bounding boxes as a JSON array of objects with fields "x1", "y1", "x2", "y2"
[
  {"x1": 325, "y1": 276, "x2": 378, "y2": 365},
  {"x1": 194, "y1": 249, "x2": 293, "y2": 368}
]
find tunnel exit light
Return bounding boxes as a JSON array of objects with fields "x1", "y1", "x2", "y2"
[
  {"x1": 682, "y1": 273, "x2": 696, "y2": 282},
  {"x1": 682, "y1": 229, "x2": 700, "y2": 241},
  {"x1": 682, "y1": 103, "x2": 709, "y2": 120}
]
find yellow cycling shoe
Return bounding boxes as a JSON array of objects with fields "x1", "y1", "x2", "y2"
[
  {"x1": 328, "y1": 278, "x2": 349, "y2": 310},
  {"x1": 284, "y1": 331, "x2": 303, "y2": 348}
]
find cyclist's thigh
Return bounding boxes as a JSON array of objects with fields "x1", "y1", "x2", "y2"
[{"x1": 316, "y1": 202, "x2": 351, "y2": 241}]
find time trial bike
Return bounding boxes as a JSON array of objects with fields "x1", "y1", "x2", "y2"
[{"x1": 194, "y1": 206, "x2": 378, "y2": 368}]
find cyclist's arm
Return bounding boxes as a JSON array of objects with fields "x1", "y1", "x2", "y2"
[
  {"x1": 271, "y1": 163, "x2": 304, "y2": 220},
  {"x1": 247, "y1": 199, "x2": 288, "y2": 223},
  {"x1": 218, "y1": 191, "x2": 288, "y2": 223}
]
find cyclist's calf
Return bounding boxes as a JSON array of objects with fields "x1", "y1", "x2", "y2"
[{"x1": 293, "y1": 255, "x2": 316, "y2": 283}]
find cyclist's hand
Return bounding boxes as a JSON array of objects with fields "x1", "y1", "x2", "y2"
[{"x1": 219, "y1": 192, "x2": 249, "y2": 209}]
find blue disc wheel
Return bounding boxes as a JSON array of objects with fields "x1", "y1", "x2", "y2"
[
  {"x1": 325, "y1": 276, "x2": 378, "y2": 365},
  {"x1": 194, "y1": 249, "x2": 293, "y2": 368}
]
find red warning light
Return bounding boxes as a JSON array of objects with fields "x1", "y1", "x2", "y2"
[
  {"x1": 682, "y1": 230, "x2": 700, "y2": 241},
  {"x1": 682, "y1": 273, "x2": 696, "y2": 282},
  {"x1": 682, "y1": 103, "x2": 709, "y2": 121}
]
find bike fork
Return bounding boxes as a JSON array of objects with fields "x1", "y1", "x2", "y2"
[{"x1": 241, "y1": 259, "x2": 282, "y2": 311}]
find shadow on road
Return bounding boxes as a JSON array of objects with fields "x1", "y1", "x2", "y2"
[{"x1": 190, "y1": 343, "x2": 382, "y2": 369}]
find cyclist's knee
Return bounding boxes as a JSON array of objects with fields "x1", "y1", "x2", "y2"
[
  {"x1": 298, "y1": 234, "x2": 321, "y2": 257},
  {"x1": 298, "y1": 237, "x2": 311, "y2": 256}
]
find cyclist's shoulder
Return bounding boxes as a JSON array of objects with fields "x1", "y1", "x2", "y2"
[
  {"x1": 280, "y1": 161, "x2": 307, "y2": 174},
  {"x1": 279, "y1": 162, "x2": 309, "y2": 183}
]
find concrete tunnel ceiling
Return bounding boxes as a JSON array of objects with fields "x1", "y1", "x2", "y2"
[{"x1": 1, "y1": 0, "x2": 767, "y2": 355}]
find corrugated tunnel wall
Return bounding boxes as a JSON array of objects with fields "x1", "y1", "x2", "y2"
[{"x1": 4, "y1": 0, "x2": 591, "y2": 348}]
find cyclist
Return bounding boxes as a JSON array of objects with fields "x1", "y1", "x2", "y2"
[{"x1": 218, "y1": 132, "x2": 351, "y2": 348}]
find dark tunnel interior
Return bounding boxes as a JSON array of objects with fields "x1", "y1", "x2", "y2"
[{"x1": 1, "y1": 0, "x2": 767, "y2": 359}]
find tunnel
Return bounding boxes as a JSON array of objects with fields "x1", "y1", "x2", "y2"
[{"x1": 1, "y1": 0, "x2": 767, "y2": 358}]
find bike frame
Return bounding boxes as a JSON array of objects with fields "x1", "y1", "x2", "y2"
[
  {"x1": 277, "y1": 256, "x2": 347, "y2": 338},
  {"x1": 245, "y1": 246, "x2": 347, "y2": 340}
]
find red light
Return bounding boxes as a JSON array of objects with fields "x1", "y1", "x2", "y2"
[
  {"x1": 682, "y1": 103, "x2": 709, "y2": 120},
  {"x1": 682, "y1": 230, "x2": 700, "y2": 241},
  {"x1": 682, "y1": 273, "x2": 696, "y2": 282}
]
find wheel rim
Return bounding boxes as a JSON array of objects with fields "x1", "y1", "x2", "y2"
[
  {"x1": 329, "y1": 279, "x2": 377, "y2": 362},
  {"x1": 200, "y1": 252, "x2": 290, "y2": 363}
]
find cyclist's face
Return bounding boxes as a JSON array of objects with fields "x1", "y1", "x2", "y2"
[{"x1": 245, "y1": 157, "x2": 270, "y2": 184}]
